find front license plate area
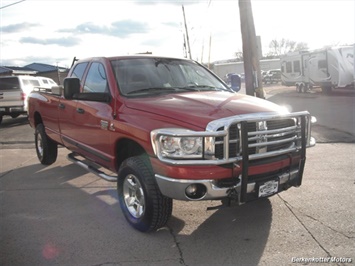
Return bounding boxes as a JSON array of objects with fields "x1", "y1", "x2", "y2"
[{"x1": 258, "y1": 179, "x2": 279, "y2": 198}]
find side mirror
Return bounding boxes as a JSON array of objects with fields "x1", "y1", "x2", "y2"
[
  {"x1": 51, "y1": 85, "x2": 63, "y2": 96},
  {"x1": 64, "y1": 78, "x2": 80, "y2": 99},
  {"x1": 231, "y1": 74, "x2": 241, "y2": 92}
]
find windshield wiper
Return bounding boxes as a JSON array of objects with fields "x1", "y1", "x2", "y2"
[
  {"x1": 182, "y1": 85, "x2": 230, "y2": 92},
  {"x1": 126, "y1": 85, "x2": 230, "y2": 95},
  {"x1": 126, "y1": 87, "x2": 181, "y2": 95},
  {"x1": 186, "y1": 85, "x2": 215, "y2": 89}
]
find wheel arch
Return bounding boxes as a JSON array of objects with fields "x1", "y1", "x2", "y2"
[
  {"x1": 115, "y1": 138, "x2": 148, "y2": 170},
  {"x1": 33, "y1": 111, "x2": 43, "y2": 127}
]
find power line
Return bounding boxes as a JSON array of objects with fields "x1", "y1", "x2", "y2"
[{"x1": 0, "y1": 0, "x2": 26, "y2": 10}]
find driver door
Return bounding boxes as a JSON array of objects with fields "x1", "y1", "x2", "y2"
[{"x1": 73, "y1": 62, "x2": 115, "y2": 166}]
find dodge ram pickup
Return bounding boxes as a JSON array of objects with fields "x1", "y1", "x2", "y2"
[{"x1": 28, "y1": 55, "x2": 316, "y2": 232}]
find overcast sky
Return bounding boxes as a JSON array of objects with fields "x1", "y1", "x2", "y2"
[{"x1": 0, "y1": 0, "x2": 354, "y2": 68}]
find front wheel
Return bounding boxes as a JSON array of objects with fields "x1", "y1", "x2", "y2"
[
  {"x1": 117, "y1": 155, "x2": 173, "y2": 232},
  {"x1": 35, "y1": 123, "x2": 58, "y2": 165}
]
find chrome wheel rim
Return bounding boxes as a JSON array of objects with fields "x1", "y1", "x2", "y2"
[
  {"x1": 123, "y1": 174, "x2": 145, "y2": 218},
  {"x1": 36, "y1": 133, "x2": 44, "y2": 159}
]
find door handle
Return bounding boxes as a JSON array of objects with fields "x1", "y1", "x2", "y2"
[
  {"x1": 59, "y1": 103, "x2": 65, "y2": 109},
  {"x1": 76, "y1": 108, "x2": 85, "y2": 114}
]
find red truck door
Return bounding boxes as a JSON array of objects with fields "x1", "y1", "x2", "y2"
[
  {"x1": 58, "y1": 62, "x2": 89, "y2": 152},
  {"x1": 58, "y1": 97, "x2": 80, "y2": 152},
  {"x1": 72, "y1": 62, "x2": 115, "y2": 166},
  {"x1": 40, "y1": 94, "x2": 62, "y2": 144}
]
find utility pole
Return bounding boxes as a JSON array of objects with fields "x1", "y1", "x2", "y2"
[
  {"x1": 182, "y1": 5, "x2": 192, "y2": 59},
  {"x1": 239, "y1": 0, "x2": 264, "y2": 98},
  {"x1": 56, "y1": 62, "x2": 61, "y2": 85},
  {"x1": 182, "y1": 33, "x2": 188, "y2": 58},
  {"x1": 208, "y1": 34, "x2": 212, "y2": 69}
]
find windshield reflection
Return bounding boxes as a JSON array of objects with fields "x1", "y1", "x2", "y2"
[{"x1": 111, "y1": 58, "x2": 232, "y2": 96}]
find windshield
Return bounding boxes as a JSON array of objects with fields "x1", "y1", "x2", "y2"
[{"x1": 111, "y1": 58, "x2": 231, "y2": 96}]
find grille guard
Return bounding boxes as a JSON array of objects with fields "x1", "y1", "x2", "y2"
[{"x1": 151, "y1": 111, "x2": 316, "y2": 166}]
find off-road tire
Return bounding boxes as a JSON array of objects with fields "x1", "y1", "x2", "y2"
[
  {"x1": 117, "y1": 155, "x2": 173, "y2": 232},
  {"x1": 35, "y1": 123, "x2": 58, "y2": 165}
]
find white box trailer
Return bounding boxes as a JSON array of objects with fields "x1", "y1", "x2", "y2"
[{"x1": 280, "y1": 45, "x2": 354, "y2": 93}]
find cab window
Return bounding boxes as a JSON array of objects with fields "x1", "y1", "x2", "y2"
[
  {"x1": 71, "y1": 63, "x2": 88, "y2": 81},
  {"x1": 83, "y1": 63, "x2": 109, "y2": 93}
]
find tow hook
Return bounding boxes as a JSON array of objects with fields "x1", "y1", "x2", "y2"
[
  {"x1": 227, "y1": 187, "x2": 239, "y2": 201},
  {"x1": 206, "y1": 187, "x2": 240, "y2": 211}
]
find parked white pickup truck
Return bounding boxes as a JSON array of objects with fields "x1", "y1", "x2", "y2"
[{"x1": 0, "y1": 75, "x2": 57, "y2": 124}]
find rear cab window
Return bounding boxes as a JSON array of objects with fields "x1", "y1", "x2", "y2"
[{"x1": 0, "y1": 77, "x2": 20, "y2": 91}]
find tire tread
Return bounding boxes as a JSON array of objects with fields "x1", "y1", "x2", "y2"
[
  {"x1": 35, "y1": 124, "x2": 58, "y2": 165},
  {"x1": 118, "y1": 155, "x2": 172, "y2": 232}
]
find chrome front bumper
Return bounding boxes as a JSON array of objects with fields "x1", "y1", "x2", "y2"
[{"x1": 155, "y1": 168, "x2": 300, "y2": 201}]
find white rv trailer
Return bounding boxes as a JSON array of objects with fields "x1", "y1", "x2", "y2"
[{"x1": 281, "y1": 45, "x2": 354, "y2": 93}]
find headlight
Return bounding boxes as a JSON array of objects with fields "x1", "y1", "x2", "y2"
[
  {"x1": 180, "y1": 137, "x2": 201, "y2": 154},
  {"x1": 151, "y1": 128, "x2": 223, "y2": 163},
  {"x1": 160, "y1": 136, "x2": 203, "y2": 159}
]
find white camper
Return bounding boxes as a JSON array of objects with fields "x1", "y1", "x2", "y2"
[{"x1": 281, "y1": 45, "x2": 354, "y2": 93}]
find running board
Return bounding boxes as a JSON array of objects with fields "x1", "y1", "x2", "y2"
[{"x1": 67, "y1": 153, "x2": 117, "y2": 182}]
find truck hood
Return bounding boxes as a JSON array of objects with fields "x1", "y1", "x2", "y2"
[{"x1": 124, "y1": 91, "x2": 285, "y2": 129}]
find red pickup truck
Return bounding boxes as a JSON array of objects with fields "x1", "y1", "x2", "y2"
[{"x1": 28, "y1": 55, "x2": 315, "y2": 232}]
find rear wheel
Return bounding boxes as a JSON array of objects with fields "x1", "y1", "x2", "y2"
[
  {"x1": 296, "y1": 84, "x2": 302, "y2": 93},
  {"x1": 301, "y1": 84, "x2": 307, "y2": 93},
  {"x1": 35, "y1": 123, "x2": 58, "y2": 165},
  {"x1": 10, "y1": 113, "x2": 20, "y2": 118},
  {"x1": 117, "y1": 155, "x2": 172, "y2": 232},
  {"x1": 322, "y1": 86, "x2": 332, "y2": 94}
]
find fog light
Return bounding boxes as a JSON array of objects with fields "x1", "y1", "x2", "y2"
[
  {"x1": 185, "y1": 184, "x2": 207, "y2": 200},
  {"x1": 186, "y1": 184, "x2": 197, "y2": 195}
]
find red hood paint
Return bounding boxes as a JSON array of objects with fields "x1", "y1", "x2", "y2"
[{"x1": 124, "y1": 91, "x2": 285, "y2": 129}]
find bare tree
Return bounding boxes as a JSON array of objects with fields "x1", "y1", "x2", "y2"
[
  {"x1": 295, "y1": 42, "x2": 309, "y2": 51},
  {"x1": 234, "y1": 51, "x2": 244, "y2": 61},
  {"x1": 269, "y1": 39, "x2": 280, "y2": 56},
  {"x1": 268, "y1": 38, "x2": 308, "y2": 56}
]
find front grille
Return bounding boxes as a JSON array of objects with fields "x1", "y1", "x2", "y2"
[
  {"x1": 215, "y1": 118, "x2": 297, "y2": 160},
  {"x1": 215, "y1": 124, "x2": 239, "y2": 159}
]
